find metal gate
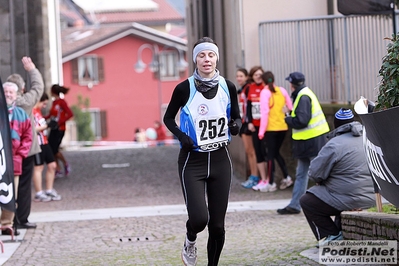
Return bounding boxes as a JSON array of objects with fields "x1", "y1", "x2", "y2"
[{"x1": 259, "y1": 14, "x2": 397, "y2": 104}]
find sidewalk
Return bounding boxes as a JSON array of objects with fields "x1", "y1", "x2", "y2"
[{"x1": 2, "y1": 200, "x2": 321, "y2": 265}]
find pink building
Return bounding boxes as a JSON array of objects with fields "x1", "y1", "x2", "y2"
[{"x1": 61, "y1": 23, "x2": 188, "y2": 141}]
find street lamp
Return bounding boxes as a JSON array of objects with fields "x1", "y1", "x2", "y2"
[{"x1": 134, "y1": 43, "x2": 188, "y2": 121}]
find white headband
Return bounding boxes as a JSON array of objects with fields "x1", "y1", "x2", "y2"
[{"x1": 192, "y1": 42, "x2": 219, "y2": 63}]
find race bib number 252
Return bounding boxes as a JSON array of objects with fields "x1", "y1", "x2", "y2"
[{"x1": 196, "y1": 116, "x2": 229, "y2": 150}]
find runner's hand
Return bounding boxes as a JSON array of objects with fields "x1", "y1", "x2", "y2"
[
  {"x1": 228, "y1": 119, "x2": 239, "y2": 135},
  {"x1": 178, "y1": 134, "x2": 197, "y2": 152}
]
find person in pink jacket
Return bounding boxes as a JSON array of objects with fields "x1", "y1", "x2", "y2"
[{"x1": 258, "y1": 71, "x2": 293, "y2": 192}]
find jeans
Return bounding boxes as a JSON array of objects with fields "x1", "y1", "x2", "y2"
[{"x1": 287, "y1": 157, "x2": 314, "y2": 211}]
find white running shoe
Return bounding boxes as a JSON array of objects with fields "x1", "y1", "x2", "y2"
[
  {"x1": 260, "y1": 182, "x2": 277, "y2": 192},
  {"x1": 252, "y1": 180, "x2": 268, "y2": 191},
  {"x1": 34, "y1": 192, "x2": 51, "y2": 202},
  {"x1": 46, "y1": 189, "x2": 62, "y2": 201},
  {"x1": 259, "y1": 183, "x2": 277, "y2": 192},
  {"x1": 181, "y1": 240, "x2": 197, "y2": 266},
  {"x1": 280, "y1": 176, "x2": 293, "y2": 190}
]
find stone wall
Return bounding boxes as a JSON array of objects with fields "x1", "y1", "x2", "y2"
[
  {"x1": 341, "y1": 211, "x2": 399, "y2": 263},
  {"x1": 341, "y1": 211, "x2": 399, "y2": 241}
]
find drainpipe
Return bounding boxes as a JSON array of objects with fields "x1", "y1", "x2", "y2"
[
  {"x1": 327, "y1": 0, "x2": 334, "y2": 15},
  {"x1": 392, "y1": 1, "x2": 397, "y2": 35},
  {"x1": 23, "y1": 0, "x2": 29, "y2": 57},
  {"x1": 327, "y1": 0, "x2": 336, "y2": 103},
  {"x1": 9, "y1": 0, "x2": 16, "y2": 73}
]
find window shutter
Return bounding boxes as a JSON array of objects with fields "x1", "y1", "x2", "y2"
[
  {"x1": 98, "y1": 57, "x2": 105, "y2": 83},
  {"x1": 100, "y1": 110, "x2": 107, "y2": 138},
  {"x1": 71, "y1": 59, "x2": 79, "y2": 84}
]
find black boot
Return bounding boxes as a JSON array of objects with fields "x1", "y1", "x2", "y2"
[
  {"x1": 13, "y1": 213, "x2": 20, "y2": 236},
  {"x1": 2, "y1": 227, "x2": 19, "y2": 236}
]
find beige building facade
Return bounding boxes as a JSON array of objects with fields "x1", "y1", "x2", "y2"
[{"x1": 186, "y1": 0, "x2": 339, "y2": 81}]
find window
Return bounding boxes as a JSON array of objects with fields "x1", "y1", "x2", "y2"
[
  {"x1": 88, "y1": 109, "x2": 107, "y2": 140},
  {"x1": 159, "y1": 51, "x2": 179, "y2": 80},
  {"x1": 71, "y1": 55, "x2": 104, "y2": 85}
]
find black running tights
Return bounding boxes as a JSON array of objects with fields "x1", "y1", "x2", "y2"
[{"x1": 178, "y1": 147, "x2": 232, "y2": 266}]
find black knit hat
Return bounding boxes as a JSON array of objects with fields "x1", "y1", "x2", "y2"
[{"x1": 334, "y1": 108, "x2": 354, "y2": 128}]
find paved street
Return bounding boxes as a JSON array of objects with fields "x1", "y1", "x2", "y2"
[{"x1": 2, "y1": 144, "x2": 321, "y2": 265}]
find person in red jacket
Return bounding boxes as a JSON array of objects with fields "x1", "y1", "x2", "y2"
[
  {"x1": 245, "y1": 66, "x2": 269, "y2": 191},
  {"x1": 236, "y1": 68, "x2": 259, "y2": 189},
  {"x1": 154, "y1": 120, "x2": 166, "y2": 146},
  {"x1": 2, "y1": 81, "x2": 32, "y2": 235},
  {"x1": 45, "y1": 84, "x2": 73, "y2": 177}
]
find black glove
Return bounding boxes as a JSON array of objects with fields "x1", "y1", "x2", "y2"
[
  {"x1": 178, "y1": 133, "x2": 197, "y2": 152},
  {"x1": 48, "y1": 119, "x2": 59, "y2": 130},
  {"x1": 228, "y1": 119, "x2": 240, "y2": 136}
]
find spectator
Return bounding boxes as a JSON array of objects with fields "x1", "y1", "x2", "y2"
[
  {"x1": 245, "y1": 66, "x2": 270, "y2": 192},
  {"x1": 32, "y1": 93, "x2": 62, "y2": 202},
  {"x1": 154, "y1": 121, "x2": 166, "y2": 146},
  {"x1": 134, "y1": 128, "x2": 146, "y2": 143},
  {"x1": 258, "y1": 71, "x2": 293, "y2": 191},
  {"x1": 277, "y1": 72, "x2": 329, "y2": 215},
  {"x1": 163, "y1": 37, "x2": 241, "y2": 266},
  {"x1": 300, "y1": 108, "x2": 375, "y2": 246},
  {"x1": 7, "y1": 56, "x2": 44, "y2": 230},
  {"x1": 45, "y1": 84, "x2": 73, "y2": 178},
  {"x1": 236, "y1": 68, "x2": 259, "y2": 189},
  {"x1": 2, "y1": 82, "x2": 32, "y2": 235}
]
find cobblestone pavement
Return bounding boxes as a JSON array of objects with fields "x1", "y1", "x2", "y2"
[{"x1": 3, "y1": 145, "x2": 321, "y2": 266}]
